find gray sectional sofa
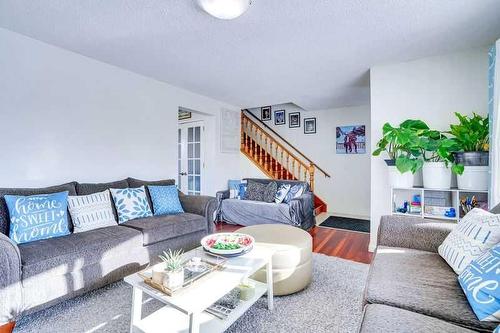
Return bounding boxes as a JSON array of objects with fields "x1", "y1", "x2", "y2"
[
  {"x1": 216, "y1": 178, "x2": 315, "y2": 230},
  {"x1": 0, "y1": 177, "x2": 216, "y2": 325},
  {"x1": 358, "y1": 214, "x2": 498, "y2": 333}
]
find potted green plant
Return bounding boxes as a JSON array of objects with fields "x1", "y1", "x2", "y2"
[
  {"x1": 418, "y1": 129, "x2": 463, "y2": 189},
  {"x1": 448, "y1": 112, "x2": 489, "y2": 190},
  {"x1": 372, "y1": 120, "x2": 425, "y2": 188},
  {"x1": 159, "y1": 249, "x2": 185, "y2": 290}
]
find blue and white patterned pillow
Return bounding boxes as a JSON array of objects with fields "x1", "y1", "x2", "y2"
[
  {"x1": 67, "y1": 190, "x2": 117, "y2": 233},
  {"x1": 275, "y1": 184, "x2": 291, "y2": 203},
  {"x1": 458, "y1": 243, "x2": 500, "y2": 322},
  {"x1": 5, "y1": 191, "x2": 70, "y2": 244},
  {"x1": 110, "y1": 186, "x2": 152, "y2": 224},
  {"x1": 228, "y1": 180, "x2": 241, "y2": 199},
  {"x1": 439, "y1": 208, "x2": 500, "y2": 274},
  {"x1": 148, "y1": 185, "x2": 184, "y2": 216},
  {"x1": 238, "y1": 182, "x2": 247, "y2": 199},
  {"x1": 283, "y1": 184, "x2": 305, "y2": 204}
]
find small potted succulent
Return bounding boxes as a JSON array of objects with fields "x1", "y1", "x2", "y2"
[
  {"x1": 372, "y1": 120, "x2": 425, "y2": 188},
  {"x1": 448, "y1": 112, "x2": 489, "y2": 190},
  {"x1": 159, "y1": 249, "x2": 185, "y2": 290}
]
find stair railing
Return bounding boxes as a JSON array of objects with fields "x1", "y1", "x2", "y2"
[{"x1": 241, "y1": 111, "x2": 328, "y2": 191}]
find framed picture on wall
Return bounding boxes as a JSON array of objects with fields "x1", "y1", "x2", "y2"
[
  {"x1": 261, "y1": 106, "x2": 271, "y2": 121},
  {"x1": 304, "y1": 117, "x2": 316, "y2": 134},
  {"x1": 289, "y1": 112, "x2": 300, "y2": 128},
  {"x1": 336, "y1": 125, "x2": 366, "y2": 154},
  {"x1": 274, "y1": 110, "x2": 286, "y2": 125}
]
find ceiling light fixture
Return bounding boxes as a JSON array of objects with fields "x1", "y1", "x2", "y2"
[{"x1": 196, "y1": 0, "x2": 251, "y2": 20}]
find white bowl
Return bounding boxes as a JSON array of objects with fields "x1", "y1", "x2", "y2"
[{"x1": 201, "y1": 233, "x2": 254, "y2": 255}]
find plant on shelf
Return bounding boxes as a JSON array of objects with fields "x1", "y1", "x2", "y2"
[
  {"x1": 448, "y1": 112, "x2": 490, "y2": 190},
  {"x1": 159, "y1": 249, "x2": 185, "y2": 289}
]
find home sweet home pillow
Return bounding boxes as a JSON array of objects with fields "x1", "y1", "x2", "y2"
[
  {"x1": 5, "y1": 191, "x2": 70, "y2": 244},
  {"x1": 438, "y1": 208, "x2": 500, "y2": 274},
  {"x1": 67, "y1": 190, "x2": 117, "y2": 233},
  {"x1": 458, "y1": 243, "x2": 500, "y2": 322}
]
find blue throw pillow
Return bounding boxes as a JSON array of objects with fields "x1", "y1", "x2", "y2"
[
  {"x1": 5, "y1": 191, "x2": 70, "y2": 244},
  {"x1": 238, "y1": 183, "x2": 247, "y2": 199},
  {"x1": 110, "y1": 186, "x2": 153, "y2": 223},
  {"x1": 148, "y1": 185, "x2": 184, "y2": 216},
  {"x1": 275, "y1": 184, "x2": 291, "y2": 203},
  {"x1": 458, "y1": 243, "x2": 500, "y2": 322},
  {"x1": 283, "y1": 184, "x2": 305, "y2": 204},
  {"x1": 228, "y1": 180, "x2": 241, "y2": 199}
]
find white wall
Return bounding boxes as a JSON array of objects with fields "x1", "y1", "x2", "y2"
[
  {"x1": 241, "y1": 103, "x2": 371, "y2": 219},
  {"x1": 0, "y1": 28, "x2": 241, "y2": 195},
  {"x1": 370, "y1": 47, "x2": 489, "y2": 250}
]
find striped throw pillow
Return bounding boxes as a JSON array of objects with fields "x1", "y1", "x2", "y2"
[
  {"x1": 68, "y1": 190, "x2": 117, "y2": 233},
  {"x1": 438, "y1": 208, "x2": 500, "y2": 274}
]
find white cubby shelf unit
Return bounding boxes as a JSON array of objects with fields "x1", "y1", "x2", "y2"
[{"x1": 391, "y1": 187, "x2": 489, "y2": 222}]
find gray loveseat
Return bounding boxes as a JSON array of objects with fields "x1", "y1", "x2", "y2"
[
  {"x1": 0, "y1": 177, "x2": 216, "y2": 325},
  {"x1": 358, "y1": 214, "x2": 499, "y2": 332},
  {"x1": 216, "y1": 178, "x2": 315, "y2": 230}
]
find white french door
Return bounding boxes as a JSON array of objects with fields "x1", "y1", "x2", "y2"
[{"x1": 178, "y1": 121, "x2": 204, "y2": 195}]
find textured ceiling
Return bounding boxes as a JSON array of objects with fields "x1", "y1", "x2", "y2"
[{"x1": 1, "y1": 1, "x2": 500, "y2": 110}]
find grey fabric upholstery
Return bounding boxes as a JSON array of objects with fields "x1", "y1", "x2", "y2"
[
  {"x1": 179, "y1": 195, "x2": 217, "y2": 233},
  {"x1": 244, "y1": 180, "x2": 276, "y2": 202},
  {"x1": 18, "y1": 225, "x2": 143, "y2": 279},
  {"x1": 365, "y1": 245, "x2": 497, "y2": 332},
  {"x1": 377, "y1": 215, "x2": 455, "y2": 253},
  {"x1": 75, "y1": 179, "x2": 129, "y2": 195},
  {"x1": 0, "y1": 182, "x2": 77, "y2": 235},
  {"x1": 122, "y1": 213, "x2": 206, "y2": 246},
  {"x1": 126, "y1": 178, "x2": 176, "y2": 209},
  {"x1": 490, "y1": 202, "x2": 500, "y2": 214},
  {"x1": 217, "y1": 178, "x2": 314, "y2": 229},
  {"x1": 359, "y1": 305, "x2": 477, "y2": 333},
  {"x1": 0, "y1": 233, "x2": 22, "y2": 324}
]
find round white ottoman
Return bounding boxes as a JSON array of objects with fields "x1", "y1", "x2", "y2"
[{"x1": 238, "y1": 224, "x2": 312, "y2": 296}]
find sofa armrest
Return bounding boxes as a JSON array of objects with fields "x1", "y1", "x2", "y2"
[
  {"x1": 216, "y1": 190, "x2": 230, "y2": 201},
  {"x1": 0, "y1": 233, "x2": 22, "y2": 324},
  {"x1": 179, "y1": 195, "x2": 217, "y2": 233},
  {"x1": 289, "y1": 192, "x2": 316, "y2": 230},
  {"x1": 377, "y1": 215, "x2": 455, "y2": 253}
]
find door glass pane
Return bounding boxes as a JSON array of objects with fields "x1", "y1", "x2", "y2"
[
  {"x1": 195, "y1": 143, "x2": 200, "y2": 158},
  {"x1": 195, "y1": 160, "x2": 200, "y2": 174},
  {"x1": 188, "y1": 160, "x2": 194, "y2": 174},
  {"x1": 188, "y1": 128, "x2": 194, "y2": 142},
  {"x1": 188, "y1": 176, "x2": 194, "y2": 191},
  {"x1": 195, "y1": 176, "x2": 200, "y2": 191},
  {"x1": 188, "y1": 143, "x2": 193, "y2": 158},
  {"x1": 195, "y1": 127, "x2": 201, "y2": 141},
  {"x1": 178, "y1": 128, "x2": 181, "y2": 143}
]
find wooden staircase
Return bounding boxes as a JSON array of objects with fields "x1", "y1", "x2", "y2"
[{"x1": 240, "y1": 110, "x2": 329, "y2": 215}]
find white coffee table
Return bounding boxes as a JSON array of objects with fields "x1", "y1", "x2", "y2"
[{"x1": 124, "y1": 245, "x2": 274, "y2": 333}]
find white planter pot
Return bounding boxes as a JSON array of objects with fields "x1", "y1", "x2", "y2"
[
  {"x1": 422, "y1": 162, "x2": 452, "y2": 189},
  {"x1": 163, "y1": 268, "x2": 185, "y2": 290},
  {"x1": 457, "y1": 166, "x2": 489, "y2": 191},
  {"x1": 388, "y1": 166, "x2": 414, "y2": 188}
]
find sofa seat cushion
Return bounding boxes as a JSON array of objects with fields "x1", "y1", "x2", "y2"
[
  {"x1": 121, "y1": 213, "x2": 206, "y2": 246},
  {"x1": 220, "y1": 199, "x2": 292, "y2": 226},
  {"x1": 365, "y1": 246, "x2": 497, "y2": 332},
  {"x1": 359, "y1": 304, "x2": 478, "y2": 333},
  {"x1": 18, "y1": 225, "x2": 143, "y2": 279}
]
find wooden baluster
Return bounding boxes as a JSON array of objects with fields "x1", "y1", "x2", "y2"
[
  {"x1": 264, "y1": 136, "x2": 270, "y2": 171},
  {"x1": 240, "y1": 114, "x2": 245, "y2": 151},
  {"x1": 285, "y1": 153, "x2": 290, "y2": 179},
  {"x1": 309, "y1": 164, "x2": 315, "y2": 192},
  {"x1": 251, "y1": 124, "x2": 256, "y2": 158},
  {"x1": 258, "y1": 130, "x2": 263, "y2": 165},
  {"x1": 291, "y1": 159, "x2": 296, "y2": 180},
  {"x1": 304, "y1": 164, "x2": 308, "y2": 184},
  {"x1": 269, "y1": 141, "x2": 274, "y2": 174},
  {"x1": 275, "y1": 145, "x2": 280, "y2": 178},
  {"x1": 246, "y1": 121, "x2": 251, "y2": 154},
  {"x1": 280, "y1": 149, "x2": 284, "y2": 179}
]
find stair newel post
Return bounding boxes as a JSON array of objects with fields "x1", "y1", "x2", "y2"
[{"x1": 309, "y1": 163, "x2": 315, "y2": 192}]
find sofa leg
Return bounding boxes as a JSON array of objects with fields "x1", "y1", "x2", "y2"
[{"x1": 0, "y1": 322, "x2": 15, "y2": 333}]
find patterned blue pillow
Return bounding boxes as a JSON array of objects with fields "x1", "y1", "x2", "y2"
[
  {"x1": 110, "y1": 186, "x2": 152, "y2": 224},
  {"x1": 275, "y1": 184, "x2": 291, "y2": 203},
  {"x1": 458, "y1": 243, "x2": 500, "y2": 322},
  {"x1": 148, "y1": 185, "x2": 184, "y2": 216},
  {"x1": 5, "y1": 191, "x2": 70, "y2": 244},
  {"x1": 228, "y1": 180, "x2": 241, "y2": 199},
  {"x1": 238, "y1": 183, "x2": 247, "y2": 199},
  {"x1": 283, "y1": 184, "x2": 305, "y2": 204}
]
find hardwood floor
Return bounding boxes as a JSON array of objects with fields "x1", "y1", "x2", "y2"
[{"x1": 215, "y1": 222, "x2": 373, "y2": 264}]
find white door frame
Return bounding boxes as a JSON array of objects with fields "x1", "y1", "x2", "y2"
[{"x1": 178, "y1": 120, "x2": 205, "y2": 195}]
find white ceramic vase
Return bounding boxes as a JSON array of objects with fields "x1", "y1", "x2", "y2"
[
  {"x1": 388, "y1": 165, "x2": 414, "y2": 188},
  {"x1": 422, "y1": 162, "x2": 452, "y2": 189},
  {"x1": 163, "y1": 268, "x2": 185, "y2": 290}
]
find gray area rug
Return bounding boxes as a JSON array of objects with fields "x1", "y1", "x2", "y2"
[{"x1": 15, "y1": 253, "x2": 369, "y2": 333}]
